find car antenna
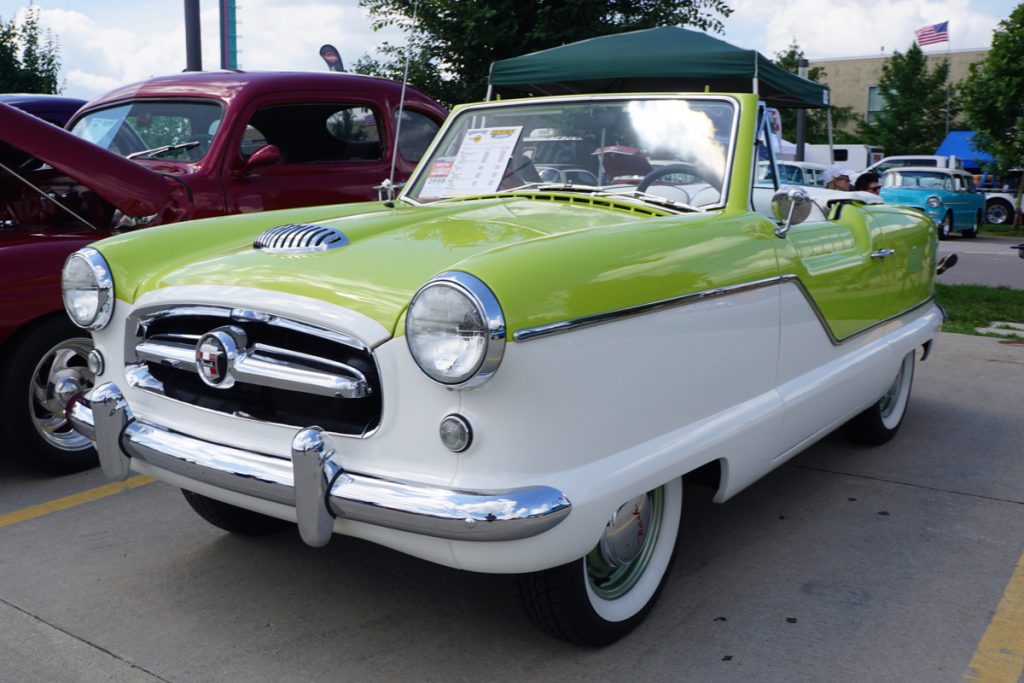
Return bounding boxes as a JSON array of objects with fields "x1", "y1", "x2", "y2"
[
  {"x1": 382, "y1": 0, "x2": 419, "y2": 208},
  {"x1": 0, "y1": 159, "x2": 99, "y2": 230}
]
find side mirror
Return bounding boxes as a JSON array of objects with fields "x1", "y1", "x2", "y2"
[
  {"x1": 771, "y1": 187, "x2": 813, "y2": 238},
  {"x1": 239, "y1": 144, "x2": 281, "y2": 176}
]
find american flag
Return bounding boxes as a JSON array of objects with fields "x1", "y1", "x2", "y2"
[{"x1": 915, "y1": 21, "x2": 949, "y2": 46}]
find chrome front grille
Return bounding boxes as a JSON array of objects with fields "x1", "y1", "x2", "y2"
[{"x1": 124, "y1": 306, "x2": 382, "y2": 436}]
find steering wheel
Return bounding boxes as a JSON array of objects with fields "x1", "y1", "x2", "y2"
[{"x1": 636, "y1": 162, "x2": 721, "y2": 193}]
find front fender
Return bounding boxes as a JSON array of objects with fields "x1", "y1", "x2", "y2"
[{"x1": 0, "y1": 235, "x2": 97, "y2": 345}]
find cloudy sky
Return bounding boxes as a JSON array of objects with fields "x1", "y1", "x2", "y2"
[{"x1": 0, "y1": 0, "x2": 1015, "y2": 101}]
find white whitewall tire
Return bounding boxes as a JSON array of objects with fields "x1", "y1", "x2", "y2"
[{"x1": 515, "y1": 477, "x2": 683, "y2": 646}]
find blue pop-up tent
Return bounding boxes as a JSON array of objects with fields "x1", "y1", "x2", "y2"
[{"x1": 935, "y1": 131, "x2": 992, "y2": 172}]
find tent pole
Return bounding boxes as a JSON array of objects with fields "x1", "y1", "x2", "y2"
[
  {"x1": 827, "y1": 108, "x2": 834, "y2": 162},
  {"x1": 485, "y1": 84, "x2": 493, "y2": 102},
  {"x1": 753, "y1": 53, "x2": 759, "y2": 95}
]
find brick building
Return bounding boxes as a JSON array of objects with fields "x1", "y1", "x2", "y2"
[{"x1": 808, "y1": 48, "x2": 988, "y2": 131}]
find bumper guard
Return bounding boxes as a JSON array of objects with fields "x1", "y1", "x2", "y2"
[{"x1": 67, "y1": 383, "x2": 571, "y2": 547}]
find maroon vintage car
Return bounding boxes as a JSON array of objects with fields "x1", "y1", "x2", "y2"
[{"x1": 0, "y1": 71, "x2": 446, "y2": 473}]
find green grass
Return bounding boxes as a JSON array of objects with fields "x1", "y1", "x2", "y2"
[
  {"x1": 980, "y1": 223, "x2": 1024, "y2": 238},
  {"x1": 935, "y1": 283, "x2": 1024, "y2": 336}
]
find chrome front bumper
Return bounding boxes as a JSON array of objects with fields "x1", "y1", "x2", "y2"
[{"x1": 67, "y1": 383, "x2": 571, "y2": 547}]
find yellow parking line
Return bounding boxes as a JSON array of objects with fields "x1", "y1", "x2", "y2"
[
  {"x1": 962, "y1": 547, "x2": 1024, "y2": 682},
  {"x1": 0, "y1": 475, "x2": 155, "y2": 529}
]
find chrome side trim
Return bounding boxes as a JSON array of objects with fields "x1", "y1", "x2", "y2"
[
  {"x1": 73, "y1": 385, "x2": 572, "y2": 543},
  {"x1": 514, "y1": 274, "x2": 936, "y2": 347},
  {"x1": 783, "y1": 276, "x2": 935, "y2": 345},
  {"x1": 514, "y1": 277, "x2": 781, "y2": 341}
]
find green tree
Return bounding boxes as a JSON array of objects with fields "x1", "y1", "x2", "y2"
[
  {"x1": 774, "y1": 42, "x2": 862, "y2": 144},
  {"x1": 0, "y1": 7, "x2": 61, "y2": 93},
  {"x1": 961, "y1": 2, "x2": 1024, "y2": 226},
  {"x1": 354, "y1": 0, "x2": 732, "y2": 107},
  {"x1": 856, "y1": 43, "x2": 957, "y2": 156}
]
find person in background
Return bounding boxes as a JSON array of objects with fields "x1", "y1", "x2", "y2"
[
  {"x1": 824, "y1": 166, "x2": 855, "y2": 191},
  {"x1": 854, "y1": 171, "x2": 882, "y2": 195}
]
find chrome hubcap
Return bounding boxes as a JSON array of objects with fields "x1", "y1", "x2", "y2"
[
  {"x1": 599, "y1": 493, "x2": 654, "y2": 567},
  {"x1": 29, "y1": 338, "x2": 95, "y2": 451},
  {"x1": 587, "y1": 487, "x2": 664, "y2": 600}
]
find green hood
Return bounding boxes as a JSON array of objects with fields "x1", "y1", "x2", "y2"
[{"x1": 96, "y1": 196, "x2": 664, "y2": 335}]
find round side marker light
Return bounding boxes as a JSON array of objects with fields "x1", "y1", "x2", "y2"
[{"x1": 439, "y1": 414, "x2": 472, "y2": 453}]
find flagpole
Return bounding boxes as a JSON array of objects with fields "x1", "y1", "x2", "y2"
[{"x1": 945, "y1": 22, "x2": 951, "y2": 138}]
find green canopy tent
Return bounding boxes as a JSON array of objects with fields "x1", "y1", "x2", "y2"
[{"x1": 488, "y1": 26, "x2": 830, "y2": 110}]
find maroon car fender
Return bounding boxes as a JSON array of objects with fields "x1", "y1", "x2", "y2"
[
  {"x1": 0, "y1": 234, "x2": 100, "y2": 347},
  {"x1": 0, "y1": 103, "x2": 190, "y2": 222}
]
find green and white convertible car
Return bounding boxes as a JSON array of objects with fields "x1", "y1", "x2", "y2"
[{"x1": 64, "y1": 92, "x2": 940, "y2": 645}]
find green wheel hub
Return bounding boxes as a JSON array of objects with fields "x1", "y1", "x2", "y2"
[{"x1": 585, "y1": 487, "x2": 665, "y2": 600}]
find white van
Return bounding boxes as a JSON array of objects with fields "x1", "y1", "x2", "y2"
[
  {"x1": 805, "y1": 144, "x2": 885, "y2": 170},
  {"x1": 862, "y1": 155, "x2": 961, "y2": 176}
]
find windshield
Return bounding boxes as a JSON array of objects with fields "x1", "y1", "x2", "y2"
[
  {"x1": 757, "y1": 162, "x2": 817, "y2": 186},
  {"x1": 405, "y1": 96, "x2": 737, "y2": 209},
  {"x1": 884, "y1": 171, "x2": 951, "y2": 190},
  {"x1": 70, "y1": 100, "x2": 224, "y2": 162}
]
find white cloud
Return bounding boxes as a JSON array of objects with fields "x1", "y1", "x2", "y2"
[{"x1": 14, "y1": 0, "x2": 405, "y2": 100}]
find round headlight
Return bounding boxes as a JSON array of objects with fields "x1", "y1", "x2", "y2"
[
  {"x1": 406, "y1": 272, "x2": 505, "y2": 388},
  {"x1": 926, "y1": 195, "x2": 942, "y2": 208},
  {"x1": 62, "y1": 247, "x2": 114, "y2": 330}
]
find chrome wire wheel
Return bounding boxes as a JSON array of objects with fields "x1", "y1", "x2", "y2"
[{"x1": 28, "y1": 336, "x2": 95, "y2": 451}]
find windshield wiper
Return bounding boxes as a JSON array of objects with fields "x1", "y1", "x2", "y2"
[{"x1": 127, "y1": 140, "x2": 200, "y2": 160}]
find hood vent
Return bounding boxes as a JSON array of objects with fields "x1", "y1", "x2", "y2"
[{"x1": 253, "y1": 224, "x2": 349, "y2": 254}]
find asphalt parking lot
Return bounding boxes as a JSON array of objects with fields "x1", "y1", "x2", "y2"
[
  {"x1": 1, "y1": 332, "x2": 1022, "y2": 683},
  {"x1": 938, "y1": 235, "x2": 1024, "y2": 289}
]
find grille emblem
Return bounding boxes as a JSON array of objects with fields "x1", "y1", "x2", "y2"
[{"x1": 195, "y1": 326, "x2": 246, "y2": 389}]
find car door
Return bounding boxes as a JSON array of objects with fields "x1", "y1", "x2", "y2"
[
  {"x1": 773, "y1": 198, "x2": 900, "y2": 452},
  {"x1": 952, "y1": 173, "x2": 984, "y2": 225},
  {"x1": 940, "y1": 173, "x2": 972, "y2": 226},
  {"x1": 222, "y1": 94, "x2": 440, "y2": 213}
]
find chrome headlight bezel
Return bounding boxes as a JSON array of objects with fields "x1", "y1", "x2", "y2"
[
  {"x1": 926, "y1": 195, "x2": 942, "y2": 209},
  {"x1": 61, "y1": 247, "x2": 114, "y2": 330},
  {"x1": 405, "y1": 271, "x2": 505, "y2": 389}
]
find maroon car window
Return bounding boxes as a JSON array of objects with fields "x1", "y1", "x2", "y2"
[
  {"x1": 395, "y1": 110, "x2": 440, "y2": 162},
  {"x1": 245, "y1": 103, "x2": 384, "y2": 164},
  {"x1": 70, "y1": 100, "x2": 223, "y2": 162}
]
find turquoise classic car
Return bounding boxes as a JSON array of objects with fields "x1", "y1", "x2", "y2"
[
  {"x1": 879, "y1": 166, "x2": 986, "y2": 238},
  {"x1": 62, "y1": 92, "x2": 941, "y2": 645}
]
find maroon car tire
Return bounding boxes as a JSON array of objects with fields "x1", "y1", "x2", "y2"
[{"x1": 0, "y1": 316, "x2": 98, "y2": 474}]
